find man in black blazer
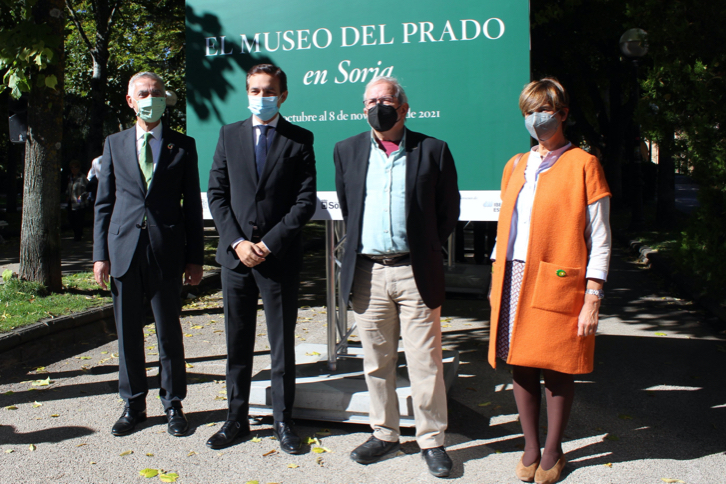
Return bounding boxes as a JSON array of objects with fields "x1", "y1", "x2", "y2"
[
  {"x1": 206, "y1": 64, "x2": 316, "y2": 454},
  {"x1": 334, "y1": 76, "x2": 459, "y2": 477},
  {"x1": 94, "y1": 71, "x2": 204, "y2": 437}
]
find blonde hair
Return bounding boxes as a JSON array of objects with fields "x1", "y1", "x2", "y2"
[{"x1": 519, "y1": 77, "x2": 569, "y2": 116}]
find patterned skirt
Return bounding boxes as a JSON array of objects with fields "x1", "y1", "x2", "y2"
[{"x1": 496, "y1": 260, "x2": 526, "y2": 360}]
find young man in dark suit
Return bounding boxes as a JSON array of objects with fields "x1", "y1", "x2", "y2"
[
  {"x1": 334, "y1": 76, "x2": 459, "y2": 477},
  {"x1": 93, "y1": 71, "x2": 204, "y2": 437},
  {"x1": 206, "y1": 64, "x2": 316, "y2": 454}
]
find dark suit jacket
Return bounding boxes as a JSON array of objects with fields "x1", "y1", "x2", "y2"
[
  {"x1": 93, "y1": 125, "x2": 204, "y2": 279},
  {"x1": 207, "y1": 116, "x2": 316, "y2": 269},
  {"x1": 334, "y1": 128, "x2": 460, "y2": 309}
]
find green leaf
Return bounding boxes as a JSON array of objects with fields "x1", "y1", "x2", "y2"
[
  {"x1": 42, "y1": 48, "x2": 53, "y2": 61},
  {"x1": 159, "y1": 473, "x2": 179, "y2": 483},
  {"x1": 31, "y1": 377, "x2": 51, "y2": 386},
  {"x1": 5, "y1": 406, "x2": 18, "y2": 410},
  {"x1": 477, "y1": 402, "x2": 492, "y2": 407},
  {"x1": 250, "y1": 436, "x2": 262, "y2": 443},
  {"x1": 138, "y1": 468, "x2": 158, "y2": 478},
  {"x1": 654, "y1": 332, "x2": 667, "y2": 336},
  {"x1": 119, "y1": 450, "x2": 133, "y2": 456},
  {"x1": 244, "y1": 481, "x2": 259, "y2": 484},
  {"x1": 29, "y1": 444, "x2": 36, "y2": 451}
]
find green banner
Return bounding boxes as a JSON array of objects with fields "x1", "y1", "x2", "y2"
[{"x1": 186, "y1": 0, "x2": 530, "y2": 219}]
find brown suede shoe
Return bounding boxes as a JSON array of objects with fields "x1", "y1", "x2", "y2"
[
  {"x1": 534, "y1": 455, "x2": 567, "y2": 484},
  {"x1": 516, "y1": 455, "x2": 540, "y2": 482}
]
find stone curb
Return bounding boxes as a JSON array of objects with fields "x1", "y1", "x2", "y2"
[
  {"x1": 0, "y1": 268, "x2": 222, "y2": 358},
  {"x1": 617, "y1": 233, "x2": 726, "y2": 326}
]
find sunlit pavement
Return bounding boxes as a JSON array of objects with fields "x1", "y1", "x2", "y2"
[{"x1": 0, "y1": 244, "x2": 725, "y2": 483}]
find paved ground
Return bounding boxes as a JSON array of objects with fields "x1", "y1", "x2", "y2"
[{"x1": 1, "y1": 235, "x2": 725, "y2": 483}]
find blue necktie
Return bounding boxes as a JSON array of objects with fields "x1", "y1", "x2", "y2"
[{"x1": 255, "y1": 125, "x2": 273, "y2": 178}]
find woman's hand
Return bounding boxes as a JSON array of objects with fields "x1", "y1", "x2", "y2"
[
  {"x1": 577, "y1": 296, "x2": 601, "y2": 337},
  {"x1": 578, "y1": 278, "x2": 604, "y2": 337}
]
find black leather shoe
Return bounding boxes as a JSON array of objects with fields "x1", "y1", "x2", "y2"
[
  {"x1": 166, "y1": 407, "x2": 189, "y2": 436},
  {"x1": 206, "y1": 420, "x2": 250, "y2": 449},
  {"x1": 350, "y1": 436, "x2": 400, "y2": 465},
  {"x1": 421, "y1": 446, "x2": 453, "y2": 478},
  {"x1": 111, "y1": 407, "x2": 147, "y2": 436},
  {"x1": 273, "y1": 420, "x2": 303, "y2": 454}
]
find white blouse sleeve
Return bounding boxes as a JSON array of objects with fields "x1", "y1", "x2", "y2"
[{"x1": 584, "y1": 196, "x2": 612, "y2": 281}]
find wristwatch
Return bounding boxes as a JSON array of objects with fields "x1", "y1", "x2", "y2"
[{"x1": 585, "y1": 289, "x2": 605, "y2": 299}]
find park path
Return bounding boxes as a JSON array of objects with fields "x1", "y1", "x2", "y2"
[{"x1": 0, "y1": 243, "x2": 725, "y2": 484}]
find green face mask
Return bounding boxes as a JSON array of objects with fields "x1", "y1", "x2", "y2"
[{"x1": 135, "y1": 96, "x2": 166, "y2": 123}]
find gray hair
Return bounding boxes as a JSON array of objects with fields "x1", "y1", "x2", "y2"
[
  {"x1": 364, "y1": 76, "x2": 408, "y2": 105},
  {"x1": 127, "y1": 71, "x2": 166, "y2": 97}
]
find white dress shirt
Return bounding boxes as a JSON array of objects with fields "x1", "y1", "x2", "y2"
[{"x1": 492, "y1": 144, "x2": 612, "y2": 281}]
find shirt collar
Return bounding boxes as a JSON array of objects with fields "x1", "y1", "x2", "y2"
[
  {"x1": 529, "y1": 142, "x2": 572, "y2": 170},
  {"x1": 370, "y1": 128, "x2": 406, "y2": 153},
  {"x1": 136, "y1": 121, "x2": 163, "y2": 141},
  {"x1": 252, "y1": 114, "x2": 280, "y2": 129}
]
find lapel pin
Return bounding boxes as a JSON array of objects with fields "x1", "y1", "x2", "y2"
[{"x1": 167, "y1": 143, "x2": 174, "y2": 150}]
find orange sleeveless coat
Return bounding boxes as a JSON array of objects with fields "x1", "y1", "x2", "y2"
[{"x1": 488, "y1": 147, "x2": 611, "y2": 374}]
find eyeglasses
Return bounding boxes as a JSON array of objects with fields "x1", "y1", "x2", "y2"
[{"x1": 363, "y1": 96, "x2": 398, "y2": 107}]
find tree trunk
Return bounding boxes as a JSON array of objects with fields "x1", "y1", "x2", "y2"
[
  {"x1": 656, "y1": 129, "x2": 676, "y2": 229},
  {"x1": 19, "y1": 0, "x2": 65, "y2": 292}
]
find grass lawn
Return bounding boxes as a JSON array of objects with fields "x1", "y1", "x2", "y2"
[{"x1": 0, "y1": 272, "x2": 111, "y2": 333}]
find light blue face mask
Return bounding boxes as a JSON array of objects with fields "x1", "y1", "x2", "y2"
[
  {"x1": 524, "y1": 111, "x2": 560, "y2": 141},
  {"x1": 135, "y1": 96, "x2": 166, "y2": 123},
  {"x1": 248, "y1": 96, "x2": 279, "y2": 121}
]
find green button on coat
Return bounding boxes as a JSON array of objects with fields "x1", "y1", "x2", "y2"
[{"x1": 556, "y1": 269, "x2": 567, "y2": 277}]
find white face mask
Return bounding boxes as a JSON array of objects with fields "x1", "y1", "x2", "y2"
[{"x1": 524, "y1": 111, "x2": 560, "y2": 141}]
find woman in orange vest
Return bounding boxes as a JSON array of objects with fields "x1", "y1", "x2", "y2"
[{"x1": 488, "y1": 78, "x2": 612, "y2": 484}]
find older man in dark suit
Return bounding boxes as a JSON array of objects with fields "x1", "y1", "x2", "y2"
[
  {"x1": 94, "y1": 71, "x2": 204, "y2": 437},
  {"x1": 206, "y1": 64, "x2": 316, "y2": 454},
  {"x1": 334, "y1": 76, "x2": 460, "y2": 477}
]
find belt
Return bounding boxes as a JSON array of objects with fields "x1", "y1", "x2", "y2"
[{"x1": 360, "y1": 253, "x2": 410, "y2": 266}]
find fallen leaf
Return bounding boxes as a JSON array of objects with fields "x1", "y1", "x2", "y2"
[
  {"x1": 90, "y1": 461, "x2": 96, "y2": 465},
  {"x1": 5, "y1": 449, "x2": 14, "y2": 453},
  {"x1": 31, "y1": 377, "x2": 51, "y2": 386},
  {"x1": 29, "y1": 444, "x2": 36, "y2": 451},
  {"x1": 206, "y1": 422, "x2": 217, "y2": 427},
  {"x1": 251, "y1": 436, "x2": 262, "y2": 443},
  {"x1": 111, "y1": 353, "x2": 119, "y2": 358},
  {"x1": 654, "y1": 332, "x2": 667, "y2": 336},
  {"x1": 159, "y1": 472, "x2": 179, "y2": 483},
  {"x1": 120, "y1": 450, "x2": 134, "y2": 456},
  {"x1": 187, "y1": 451, "x2": 197, "y2": 457},
  {"x1": 76, "y1": 443, "x2": 87, "y2": 447},
  {"x1": 191, "y1": 325, "x2": 203, "y2": 329},
  {"x1": 262, "y1": 449, "x2": 277, "y2": 457},
  {"x1": 661, "y1": 480, "x2": 685, "y2": 484},
  {"x1": 315, "y1": 456, "x2": 324, "y2": 466},
  {"x1": 101, "y1": 351, "x2": 109, "y2": 355},
  {"x1": 77, "y1": 356, "x2": 92, "y2": 360},
  {"x1": 5, "y1": 406, "x2": 18, "y2": 410},
  {"x1": 184, "y1": 334, "x2": 193, "y2": 338},
  {"x1": 618, "y1": 414, "x2": 633, "y2": 420},
  {"x1": 50, "y1": 414, "x2": 59, "y2": 418},
  {"x1": 305, "y1": 351, "x2": 321, "y2": 356},
  {"x1": 3, "y1": 391, "x2": 14, "y2": 396},
  {"x1": 441, "y1": 324, "x2": 452, "y2": 328},
  {"x1": 315, "y1": 429, "x2": 331, "y2": 436},
  {"x1": 478, "y1": 402, "x2": 492, "y2": 407},
  {"x1": 604, "y1": 463, "x2": 613, "y2": 468},
  {"x1": 32, "y1": 402, "x2": 42, "y2": 408},
  {"x1": 214, "y1": 396, "x2": 227, "y2": 401},
  {"x1": 494, "y1": 449, "x2": 502, "y2": 454},
  {"x1": 287, "y1": 463, "x2": 300, "y2": 468},
  {"x1": 146, "y1": 453, "x2": 154, "y2": 457},
  {"x1": 139, "y1": 468, "x2": 159, "y2": 478},
  {"x1": 312, "y1": 447, "x2": 326, "y2": 454},
  {"x1": 605, "y1": 434, "x2": 619, "y2": 441},
  {"x1": 34, "y1": 367, "x2": 46, "y2": 372},
  {"x1": 306, "y1": 437, "x2": 320, "y2": 446},
  {"x1": 245, "y1": 481, "x2": 259, "y2": 484},
  {"x1": 185, "y1": 362, "x2": 194, "y2": 369}
]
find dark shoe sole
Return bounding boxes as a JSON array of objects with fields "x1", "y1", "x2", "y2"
[
  {"x1": 206, "y1": 431, "x2": 250, "y2": 450},
  {"x1": 350, "y1": 442, "x2": 400, "y2": 465}
]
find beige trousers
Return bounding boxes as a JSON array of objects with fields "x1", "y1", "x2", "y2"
[{"x1": 352, "y1": 257, "x2": 447, "y2": 449}]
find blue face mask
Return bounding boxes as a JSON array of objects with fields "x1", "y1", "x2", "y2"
[
  {"x1": 524, "y1": 111, "x2": 560, "y2": 141},
  {"x1": 248, "y1": 96, "x2": 279, "y2": 121},
  {"x1": 135, "y1": 96, "x2": 166, "y2": 123}
]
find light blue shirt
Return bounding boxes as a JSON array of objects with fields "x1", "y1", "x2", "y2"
[{"x1": 359, "y1": 130, "x2": 409, "y2": 255}]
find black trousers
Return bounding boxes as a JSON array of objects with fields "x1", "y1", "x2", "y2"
[
  {"x1": 222, "y1": 254, "x2": 300, "y2": 422},
  {"x1": 67, "y1": 206, "x2": 85, "y2": 240},
  {"x1": 111, "y1": 230, "x2": 185, "y2": 411}
]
